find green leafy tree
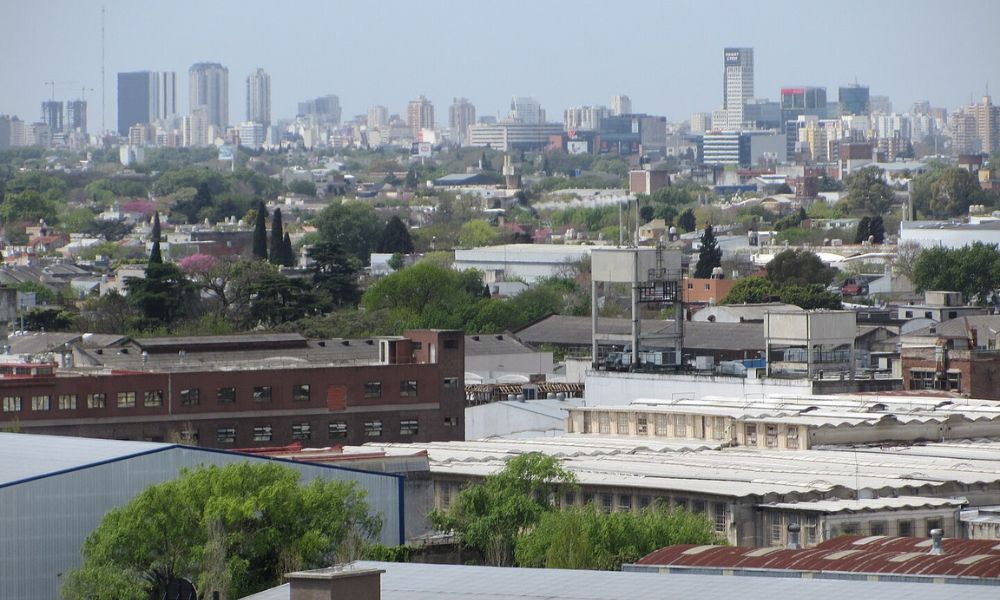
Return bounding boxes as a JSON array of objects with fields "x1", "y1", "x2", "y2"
[
  {"x1": 171, "y1": 181, "x2": 216, "y2": 224},
  {"x1": 377, "y1": 216, "x2": 415, "y2": 254},
  {"x1": 765, "y1": 249, "x2": 836, "y2": 287},
  {"x1": 0, "y1": 190, "x2": 59, "y2": 224},
  {"x1": 912, "y1": 243, "x2": 1000, "y2": 304},
  {"x1": 430, "y1": 453, "x2": 576, "y2": 566},
  {"x1": 309, "y1": 241, "x2": 361, "y2": 308},
  {"x1": 404, "y1": 167, "x2": 418, "y2": 190},
  {"x1": 457, "y1": 220, "x2": 500, "y2": 248},
  {"x1": 776, "y1": 283, "x2": 842, "y2": 310},
  {"x1": 252, "y1": 201, "x2": 268, "y2": 260},
  {"x1": 677, "y1": 208, "x2": 696, "y2": 233},
  {"x1": 387, "y1": 252, "x2": 405, "y2": 271},
  {"x1": 314, "y1": 202, "x2": 382, "y2": 265},
  {"x1": 148, "y1": 212, "x2": 163, "y2": 265},
  {"x1": 269, "y1": 208, "x2": 286, "y2": 265},
  {"x1": 854, "y1": 216, "x2": 871, "y2": 244},
  {"x1": 928, "y1": 167, "x2": 983, "y2": 219},
  {"x1": 61, "y1": 462, "x2": 380, "y2": 600},
  {"x1": 288, "y1": 180, "x2": 317, "y2": 196},
  {"x1": 694, "y1": 225, "x2": 722, "y2": 278},
  {"x1": 843, "y1": 166, "x2": 893, "y2": 215},
  {"x1": 246, "y1": 270, "x2": 326, "y2": 327},
  {"x1": 125, "y1": 263, "x2": 198, "y2": 331},
  {"x1": 869, "y1": 215, "x2": 885, "y2": 244},
  {"x1": 721, "y1": 276, "x2": 776, "y2": 304},
  {"x1": 361, "y1": 261, "x2": 484, "y2": 330},
  {"x1": 515, "y1": 504, "x2": 718, "y2": 570},
  {"x1": 23, "y1": 307, "x2": 76, "y2": 331},
  {"x1": 282, "y1": 233, "x2": 295, "y2": 266}
]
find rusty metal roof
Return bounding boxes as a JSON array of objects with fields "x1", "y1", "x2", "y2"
[{"x1": 635, "y1": 536, "x2": 1000, "y2": 580}]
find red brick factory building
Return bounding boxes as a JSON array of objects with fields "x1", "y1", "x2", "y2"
[{"x1": 0, "y1": 330, "x2": 466, "y2": 448}]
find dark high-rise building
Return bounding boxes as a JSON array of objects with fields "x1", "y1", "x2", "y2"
[
  {"x1": 839, "y1": 84, "x2": 870, "y2": 116},
  {"x1": 117, "y1": 71, "x2": 176, "y2": 136},
  {"x1": 66, "y1": 100, "x2": 87, "y2": 133},
  {"x1": 780, "y1": 87, "x2": 827, "y2": 128},
  {"x1": 41, "y1": 101, "x2": 63, "y2": 134}
]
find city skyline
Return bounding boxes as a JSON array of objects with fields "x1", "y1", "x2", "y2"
[{"x1": 2, "y1": 0, "x2": 999, "y2": 133}]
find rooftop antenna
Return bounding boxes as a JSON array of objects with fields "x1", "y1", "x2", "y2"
[{"x1": 101, "y1": 5, "x2": 106, "y2": 135}]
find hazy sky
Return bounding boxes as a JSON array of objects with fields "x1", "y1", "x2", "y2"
[{"x1": 3, "y1": 0, "x2": 999, "y2": 131}]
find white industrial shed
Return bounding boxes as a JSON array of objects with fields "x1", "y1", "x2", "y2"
[{"x1": 0, "y1": 433, "x2": 405, "y2": 600}]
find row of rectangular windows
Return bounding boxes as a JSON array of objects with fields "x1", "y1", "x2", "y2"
[
  {"x1": 213, "y1": 416, "x2": 458, "y2": 444},
  {"x1": 1, "y1": 377, "x2": 461, "y2": 413}
]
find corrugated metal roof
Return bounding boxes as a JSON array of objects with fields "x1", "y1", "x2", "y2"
[
  {"x1": 357, "y1": 437, "x2": 1000, "y2": 499},
  {"x1": 238, "y1": 560, "x2": 1000, "y2": 600},
  {"x1": 634, "y1": 536, "x2": 1000, "y2": 580},
  {"x1": 0, "y1": 432, "x2": 167, "y2": 486},
  {"x1": 760, "y1": 496, "x2": 968, "y2": 513}
]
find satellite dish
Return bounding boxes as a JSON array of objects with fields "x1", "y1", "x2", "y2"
[{"x1": 162, "y1": 578, "x2": 197, "y2": 600}]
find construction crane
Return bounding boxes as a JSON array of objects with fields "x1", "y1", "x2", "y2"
[{"x1": 43, "y1": 80, "x2": 78, "y2": 101}]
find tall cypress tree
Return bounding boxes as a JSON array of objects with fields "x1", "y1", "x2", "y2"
[
  {"x1": 252, "y1": 201, "x2": 268, "y2": 260},
  {"x1": 269, "y1": 208, "x2": 285, "y2": 264},
  {"x1": 282, "y1": 232, "x2": 295, "y2": 267},
  {"x1": 694, "y1": 224, "x2": 722, "y2": 279},
  {"x1": 148, "y1": 212, "x2": 163, "y2": 265}
]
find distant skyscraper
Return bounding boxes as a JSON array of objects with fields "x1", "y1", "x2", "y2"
[
  {"x1": 838, "y1": 84, "x2": 870, "y2": 116},
  {"x1": 723, "y1": 47, "x2": 754, "y2": 129},
  {"x1": 0, "y1": 115, "x2": 12, "y2": 149},
  {"x1": 508, "y1": 97, "x2": 544, "y2": 124},
  {"x1": 298, "y1": 95, "x2": 341, "y2": 123},
  {"x1": 407, "y1": 95, "x2": 434, "y2": 138},
  {"x1": 564, "y1": 106, "x2": 608, "y2": 131},
  {"x1": 690, "y1": 112, "x2": 712, "y2": 134},
  {"x1": 780, "y1": 87, "x2": 827, "y2": 127},
  {"x1": 870, "y1": 95, "x2": 893, "y2": 114},
  {"x1": 66, "y1": 100, "x2": 87, "y2": 133},
  {"x1": 972, "y1": 95, "x2": 1000, "y2": 155},
  {"x1": 611, "y1": 95, "x2": 632, "y2": 116},
  {"x1": 157, "y1": 72, "x2": 177, "y2": 120},
  {"x1": 189, "y1": 62, "x2": 229, "y2": 131},
  {"x1": 367, "y1": 105, "x2": 388, "y2": 129},
  {"x1": 238, "y1": 121, "x2": 265, "y2": 150},
  {"x1": 246, "y1": 68, "x2": 271, "y2": 129},
  {"x1": 118, "y1": 71, "x2": 176, "y2": 135},
  {"x1": 41, "y1": 101, "x2": 63, "y2": 134},
  {"x1": 448, "y1": 98, "x2": 476, "y2": 144}
]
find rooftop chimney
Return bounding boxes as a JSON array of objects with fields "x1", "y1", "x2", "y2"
[
  {"x1": 929, "y1": 529, "x2": 944, "y2": 555},
  {"x1": 787, "y1": 522, "x2": 801, "y2": 550},
  {"x1": 287, "y1": 565, "x2": 384, "y2": 600}
]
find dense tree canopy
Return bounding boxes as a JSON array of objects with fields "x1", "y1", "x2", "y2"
[
  {"x1": 61, "y1": 462, "x2": 380, "y2": 600},
  {"x1": 677, "y1": 208, "x2": 696, "y2": 233},
  {"x1": 912, "y1": 243, "x2": 1000, "y2": 305},
  {"x1": 309, "y1": 242, "x2": 361, "y2": 308},
  {"x1": 843, "y1": 166, "x2": 894, "y2": 215},
  {"x1": 912, "y1": 165, "x2": 988, "y2": 219},
  {"x1": 125, "y1": 262, "x2": 199, "y2": 332},
  {"x1": 314, "y1": 202, "x2": 382, "y2": 265},
  {"x1": 377, "y1": 215, "x2": 415, "y2": 254},
  {"x1": 430, "y1": 453, "x2": 576, "y2": 567},
  {"x1": 694, "y1": 225, "x2": 722, "y2": 278},
  {"x1": 765, "y1": 249, "x2": 836, "y2": 287},
  {"x1": 515, "y1": 504, "x2": 718, "y2": 570},
  {"x1": 721, "y1": 276, "x2": 776, "y2": 305}
]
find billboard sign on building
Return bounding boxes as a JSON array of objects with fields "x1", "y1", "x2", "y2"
[
  {"x1": 410, "y1": 142, "x2": 432, "y2": 158},
  {"x1": 567, "y1": 140, "x2": 589, "y2": 155}
]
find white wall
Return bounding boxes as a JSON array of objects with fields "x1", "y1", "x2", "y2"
[
  {"x1": 584, "y1": 370, "x2": 813, "y2": 405},
  {"x1": 465, "y1": 399, "x2": 584, "y2": 439}
]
